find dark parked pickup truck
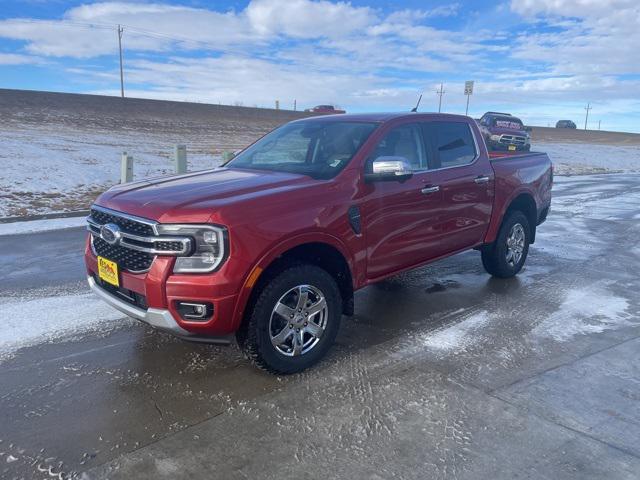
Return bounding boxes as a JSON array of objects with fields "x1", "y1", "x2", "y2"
[
  {"x1": 478, "y1": 111, "x2": 531, "y2": 152},
  {"x1": 85, "y1": 113, "x2": 552, "y2": 373},
  {"x1": 556, "y1": 120, "x2": 577, "y2": 129}
]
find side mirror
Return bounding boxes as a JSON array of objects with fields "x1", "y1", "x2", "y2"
[{"x1": 365, "y1": 156, "x2": 413, "y2": 182}]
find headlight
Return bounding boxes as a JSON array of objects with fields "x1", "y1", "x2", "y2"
[
  {"x1": 156, "y1": 224, "x2": 228, "y2": 273},
  {"x1": 489, "y1": 134, "x2": 501, "y2": 142}
]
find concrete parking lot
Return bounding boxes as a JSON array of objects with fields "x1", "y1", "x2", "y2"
[{"x1": 1, "y1": 174, "x2": 639, "y2": 479}]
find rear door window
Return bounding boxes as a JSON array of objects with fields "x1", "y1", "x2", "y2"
[{"x1": 425, "y1": 121, "x2": 477, "y2": 169}]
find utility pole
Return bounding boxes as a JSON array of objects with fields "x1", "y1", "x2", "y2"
[
  {"x1": 584, "y1": 102, "x2": 592, "y2": 130},
  {"x1": 436, "y1": 83, "x2": 445, "y2": 113},
  {"x1": 598, "y1": 119, "x2": 601, "y2": 130},
  {"x1": 294, "y1": 99, "x2": 297, "y2": 111},
  {"x1": 117, "y1": 25, "x2": 125, "y2": 98}
]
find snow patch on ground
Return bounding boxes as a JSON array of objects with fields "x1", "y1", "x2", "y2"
[
  {"x1": 0, "y1": 293, "x2": 128, "y2": 361},
  {"x1": 552, "y1": 185, "x2": 640, "y2": 220},
  {"x1": 0, "y1": 216, "x2": 87, "y2": 236},
  {"x1": 535, "y1": 216, "x2": 604, "y2": 261},
  {"x1": 421, "y1": 311, "x2": 490, "y2": 353},
  {"x1": 531, "y1": 284, "x2": 632, "y2": 342}
]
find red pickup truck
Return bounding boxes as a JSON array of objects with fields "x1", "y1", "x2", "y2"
[{"x1": 85, "y1": 113, "x2": 552, "y2": 373}]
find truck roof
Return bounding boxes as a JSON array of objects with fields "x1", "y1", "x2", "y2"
[
  {"x1": 483, "y1": 111, "x2": 512, "y2": 117},
  {"x1": 296, "y1": 112, "x2": 473, "y2": 123}
]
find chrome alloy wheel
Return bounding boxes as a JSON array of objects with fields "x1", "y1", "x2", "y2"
[
  {"x1": 505, "y1": 223, "x2": 526, "y2": 267},
  {"x1": 269, "y1": 285, "x2": 328, "y2": 356}
]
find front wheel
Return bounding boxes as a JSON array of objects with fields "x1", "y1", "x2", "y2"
[
  {"x1": 481, "y1": 211, "x2": 530, "y2": 278},
  {"x1": 241, "y1": 264, "x2": 342, "y2": 374}
]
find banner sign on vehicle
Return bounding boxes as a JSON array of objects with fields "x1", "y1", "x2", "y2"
[
  {"x1": 495, "y1": 120, "x2": 522, "y2": 129},
  {"x1": 464, "y1": 81, "x2": 474, "y2": 95}
]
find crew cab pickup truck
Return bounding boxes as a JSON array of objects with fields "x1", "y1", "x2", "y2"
[
  {"x1": 478, "y1": 111, "x2": 531, "y2": 152},
  {"x1": 85, "y1": 113, "x2": 552, "y2": 373}
]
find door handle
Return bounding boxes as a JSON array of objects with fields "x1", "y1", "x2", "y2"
[
  {"x1": 474, "y1": 176, "x2": 490, "y2": 184},
  {"x1": 421, "y1": 185, "x2": 440, "y2": 194}
]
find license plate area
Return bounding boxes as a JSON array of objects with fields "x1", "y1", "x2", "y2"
[
  {"x1": 98, "y1": 256, "x2": 120, "y2": 287},
  {"x1": 508, "y1": 144, "x2": 516, "y2": 151}
]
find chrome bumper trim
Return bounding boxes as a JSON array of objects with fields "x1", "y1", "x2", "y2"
[
  {"x1": 87, "y1": 276, "x2": 233, "y2": 345},
  {"x1": 88, "y1": 276, "x2": 191, "y2": 336}
]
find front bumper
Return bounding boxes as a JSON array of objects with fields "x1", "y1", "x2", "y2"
[
  {"x1": 486, "y1": 140, "x2": 530, "y2": 152},
  {"x1": 85, "y1": 230, "x2": 247, "y2": 340},
  {"x1": 88, "y1": 276, "x2": 233, "y2": 344}
]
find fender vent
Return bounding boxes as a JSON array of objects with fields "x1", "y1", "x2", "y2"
[{"x1": 348, "y1": 205, "x2": 361, "y2": 235}]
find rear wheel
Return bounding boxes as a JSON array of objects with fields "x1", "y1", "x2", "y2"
[
  {"x1": 481, "y1": 211, "x2": 530, "y2": 278},
  {"x1": 242, "y1": 264, "x2": 341, "y2": 374}
]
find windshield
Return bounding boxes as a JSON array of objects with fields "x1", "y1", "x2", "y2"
[
  {"x1": 492, "y1": 116, "x2": 523, "y2": 129},
  {"x1": 227, "y1": 120, "x2": 378, "y2": 179}
]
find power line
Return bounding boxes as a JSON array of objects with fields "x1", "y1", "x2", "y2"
[
  {"x1": 6, "y1": 18, "x2": 333, "y2": 73},
  {"x1": 7, "y1": 18, "x2": 116, "y2": 31}
]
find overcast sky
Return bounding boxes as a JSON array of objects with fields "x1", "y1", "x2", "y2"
[{"x1": 1, "y1": 0, "x2": 638, "y2": 132}]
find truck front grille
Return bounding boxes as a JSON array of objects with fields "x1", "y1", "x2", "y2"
[
  {"x1": 87, "y1": 205, "x2": 192, "y2": 274},
  {"x1": 93, "y1": 236, "x2": 154, "y2": 273},
  {"x1": 499, "y1": 135, "x2": 527, "y2": 145},
  {"x1": 89, "y1": 207, "x2": 155, "y2": 236}
]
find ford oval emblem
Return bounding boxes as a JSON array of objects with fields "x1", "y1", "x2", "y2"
[{"x1": 100, "y1": 223, "x2": 122, "y2": 245}]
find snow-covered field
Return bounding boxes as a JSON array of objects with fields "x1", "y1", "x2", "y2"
[
  {"x1": 2, "y1": 131, "x2": 640, "y2": 218},
  {"x1": 1, "y1": 90, "x2": 639, "y2": 219},
  {"x1": 534, "y1": 142, "x2": 640, "y2": 175},
  {"x1": 0, "y1": 215, "x2": 86, "y2": 235},
  {"x1": 0, "y1": 90, "x2": 306, "y2": 218},
  {"x1": 0, "y1": 126, "x2": 229, "y2": 217}
]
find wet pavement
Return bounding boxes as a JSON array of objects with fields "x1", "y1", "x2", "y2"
[{"x1": 1, "y1": 174, "x2": 639, "y2": 479}]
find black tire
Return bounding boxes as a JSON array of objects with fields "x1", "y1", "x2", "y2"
[
  {"x1": 242, "y1": 264, "x2": 342, "y2": 374},
  {"x1": 481, "y1": 211, "x2": 530, "y2": 278}
]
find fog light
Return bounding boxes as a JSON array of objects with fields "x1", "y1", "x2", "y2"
[{"x1": 176, "y1": 301, "x2": 213, "y2": 321}]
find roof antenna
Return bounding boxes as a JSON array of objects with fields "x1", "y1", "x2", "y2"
[{"x1": 411, "y1": 93, "x2": 422, "y2": 112}]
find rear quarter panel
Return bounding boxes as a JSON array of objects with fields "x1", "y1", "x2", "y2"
[{"x1": 484, "y1": 152, "x2": 553, "y2": 244}]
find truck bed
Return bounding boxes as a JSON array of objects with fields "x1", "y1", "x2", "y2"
[{"x1": 484, "y1": 150, "x2": 553, "y2": 244}]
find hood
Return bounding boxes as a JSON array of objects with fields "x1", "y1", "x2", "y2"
[{"x1": 97, "y1": 168, "x2": 313, "y2": 223}]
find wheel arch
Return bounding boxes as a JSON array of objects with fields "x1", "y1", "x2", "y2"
[
  {"x1": 504, "y1": 192, "x2": 538, "y2": 243},
  {"x1": 233, "y1": 234, "x2": 356, "y2": 342}
]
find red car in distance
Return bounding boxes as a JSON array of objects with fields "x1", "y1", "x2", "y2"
[{"x1": 305, "y1": 105, "x2": 346, "y2": 114}]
